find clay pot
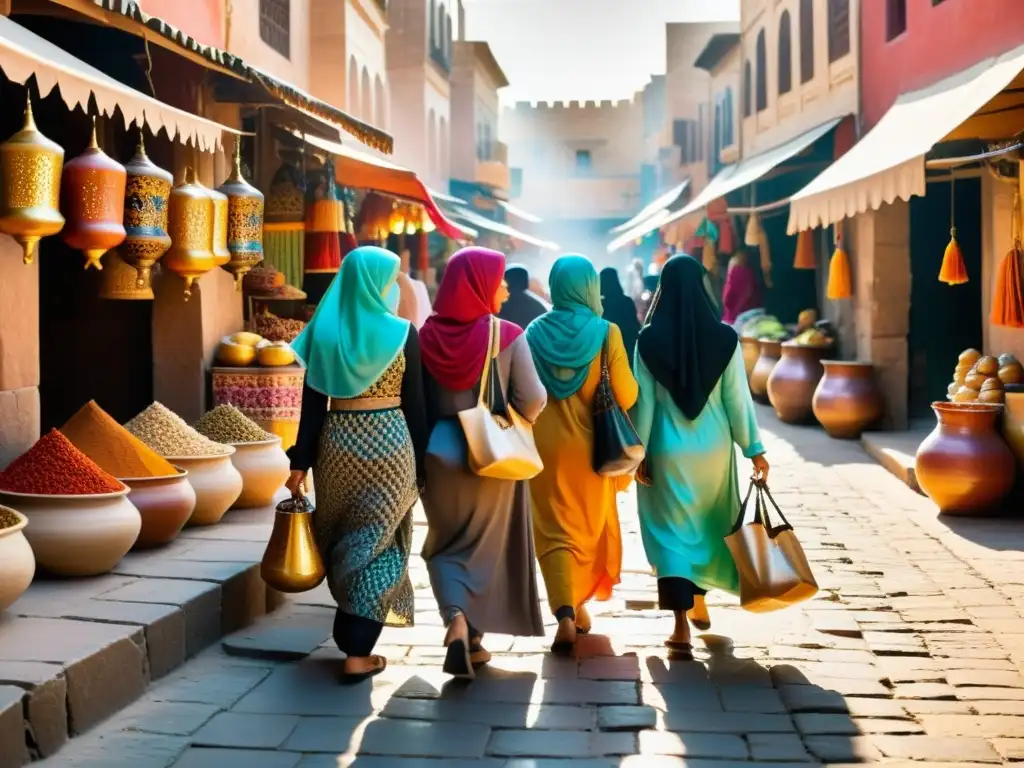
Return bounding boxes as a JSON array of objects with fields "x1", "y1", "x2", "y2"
[
  {"x1": 750, "y1": 339, "x2": 782, "y2": 404},
  {"x1": 1003, "y1": 387, "x2": 1024, "y2": 473},
  {"x1": 0, "y1": 488, "x2": 140, "y2": 576},
  {"x1": 0, "y1": 506, "x2": 34, "y2": 612},
  {"x1": 166, "y1": 452, "x2": 243, "y2": 526},
  {"x1": 740, "y1": 335, "x2": 760, "y2": 380},
  {"x1": 230, "y1": 437, "x2": 290, "y2": 509},
  {"x1": 767, "y1": 342, "x2": 830, "y2": 424},
  {"x1": 122, "y1": 468, "x2": 197, "y2": 549},
  {"x1": 812, "y1": 361, "x2": 884, "y2": 439},
  {"x1": 916, "y1": 402, "x2": 1016, "y2": 515}
]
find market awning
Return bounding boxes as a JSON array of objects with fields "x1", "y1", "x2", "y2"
[
  {"x1": 610, "y1": 179, "x2": 690, "y2": 235},
  {"x1": 450, "y1": 206, "x2": 559, "y2": 251},
  {"x1": 499, "y1": 200, "x2": 543, "y2": 224},
  {"x1": 607, "y1": 209, "x2": 672, "y2": 253},
  {"x1": 0, "y1": 14, "x2": 236, "y2": 151},
  {"x1": 660, "y1": 117, "x2": 844, "y2": 231},
  {"x1": 287, "y1": 129, "x2": 473, "y2": 241},
  {"x1": 788, "y1": 43, "x2": 1024, "y2": 233},
  {"x1": 427, "y1": 188, "x2": 469, "y2": 206}
]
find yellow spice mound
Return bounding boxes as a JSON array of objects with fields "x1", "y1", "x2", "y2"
[{"x1": 61, "y1": 400, "x2": 178, "y2": 478}]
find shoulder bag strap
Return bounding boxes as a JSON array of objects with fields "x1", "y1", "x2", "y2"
[{"x1": 476, "y1": 316, "x2": 499, "y2": 409}]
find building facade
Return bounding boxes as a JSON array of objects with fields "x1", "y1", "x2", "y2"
[{"x1": 450, "y1": 40, "x2": 509, "y2": 199}]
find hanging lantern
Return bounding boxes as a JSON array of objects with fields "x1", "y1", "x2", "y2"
[
  {"x1": 164, "y1": 166, "x2": 215, "y2": 300},
  {"x1": 208, "y1": 187, "x2": 231, "y2": 268},
  {"x1": 119, "y1": 131, "x2": 172, "y2": 289},
  {"x1": 217, "y1": 139, "x2": 266, "y2": 288},
  {"x1": 0, "y1": 94, "x2": 65, "y2": 264},
  {"x1": 60, "y1": 117, "x2": 127, "y2": 270},
  {"x1": 357, "y1": 192, "x2": 393, "y2": 241},
  {"x1": 98, "y1": 251, "x2": 153, "y2": 300}
]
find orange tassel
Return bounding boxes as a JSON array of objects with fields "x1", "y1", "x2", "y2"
[
  {"x1": 991, "y1": 241, "x2": 1024, "y2": 327},
  {"x1": 938, "y1": 227, "x2": 968, "y2": 285},
  {"x1": 702, "y1": 237, "x2": 718, "y2": 275},
  {"x1": 793, "y1": 228, "x2": 816, "y2": 270},
  {"x1": 826, "y1": 234, "x2": 852, "y2": 300}
]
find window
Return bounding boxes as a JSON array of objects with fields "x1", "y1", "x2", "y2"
[
  {"x1": 696, "y1": 104, "x2": 704, "y2": 162},
  {"x1": 429, "y1": 0, "x2": 436, "y2": 45},
  {"x1": 800, "y1": 0, "x2": 814, "y2": 83},
  {"x1": 673, "y1": 119, "x2": 701, "y2": 164},
  {"x1": 755, "y1": 29, "x2": 767, "y2": 112},
  {"x1": 778, "y1": 11, "x2": 793, "y2": 95},
  {"x1": 887, "y1": 0, "x2": 907, "y2": 40},
  {"x1": 446, "y1": 15, "x2": 453, "y2": 57},
  {"x1": 828, "y1": 0, "x2": 850, "y2": 62},
  {"x1": 743, "y1": 61, "x2": 752, "y2": 117},
  {"x1": 575, "y1": 149, "x2": 592, "y2": 173},
  {"x1": 723, "y1": 87, "x2": 734, "y2": 146},
  {"x1": 259, "y1": 0, "x2": 290, "y2": 59}
]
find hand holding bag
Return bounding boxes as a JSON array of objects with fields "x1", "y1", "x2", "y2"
[
  {"x1": 592, "y1": 331, "x2": 646, "y2": 477},
  {"x1": 261, "y1": 492, "x2": 326, "y2": 593},
  {"x1": 458, "y1": 316, "x2": 544, "y2": 480},
  {"x1": 724, "y1": 481, "x2": 818, "y2": 612}
]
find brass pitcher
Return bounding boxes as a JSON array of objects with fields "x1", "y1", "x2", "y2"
[{"x1": 261, "y1": 494, "x2": 325, "y2": 593}]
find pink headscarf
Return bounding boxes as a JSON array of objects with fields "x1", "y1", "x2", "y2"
[{"x1": 722, "y1": 259, "x2": 761, "y2": 324}]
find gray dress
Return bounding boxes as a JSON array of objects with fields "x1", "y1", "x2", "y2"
[{"x1": 421, "y1": 334, "x2": 548, "y2": 637}]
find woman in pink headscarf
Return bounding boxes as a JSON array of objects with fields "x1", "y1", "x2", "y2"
[{"x1": 721, "y1": 250, "x2": 762, "y2": 325}]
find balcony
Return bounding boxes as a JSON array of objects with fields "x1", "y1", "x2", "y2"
[{"x1": 476, "y1": 141, "x2": 510, "y2": 193}]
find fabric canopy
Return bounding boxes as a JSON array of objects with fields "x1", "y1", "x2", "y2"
[
  {"x1": 660, "y1": 117, "x2": 843, "y2": 232},
  {"x1": 610, "y1": 179, "x2": 690, "y2": 235},
  {"x1": 450, "y1": 206, "x2": 559, "y2": 251},
  {"x1": 499, "y1": 200, "x2": 543, "y2": 224},
  {"x1": 607, "y1": 208, "x2": 672, "y2": 253},
  {"x1": 0, "y1": 15, "x2": 236, "y2": 151},
  {"x1": 788, "y1": 43, "x2": 1024, "y2": 233}
]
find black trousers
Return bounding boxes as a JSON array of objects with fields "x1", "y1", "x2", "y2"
[
  {"x1": 333, "y1": 609, "x2": 383, "y2": 657},
  {"x1": 657, "y1": 577, "x2": 707, "y2": 613}
]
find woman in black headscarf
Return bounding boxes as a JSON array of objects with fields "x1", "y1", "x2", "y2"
[
  {"x1": 498, "y1": 264, "x2": 550, "y2": 330},
  {"x1": 632, "y1": 255, "x2": 769, "y2": 658},
  {"x1": 599, "y1": 267, "x2": 641, "y2": 367}
]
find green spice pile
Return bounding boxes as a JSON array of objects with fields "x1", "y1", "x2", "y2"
[
  {"x1": 0, "y1": 429, "x2": 124, "y2": 495},
  {"x1": 194, "y1": 405, "x2": 274, "y2": 444},
  {"x1": 0, "y1": 507, "x2": 22, "y2": 529},
  {"x1": 125, "y1": 403, "x2": 233, "y2": 458}
]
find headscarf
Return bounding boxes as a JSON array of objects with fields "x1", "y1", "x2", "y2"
[
  {"x1": 721, "y1": 250, "x2": 761, "y2": 324},
  {"x1": 499, "y1": 263, "x2": 550, "y2": 330},
  {"x1": 525, "y1": 254, "x2": 609, "y2": 400},
  {"x1": 290, "y1": 246, "x2": 409, "y2": 399},
  {"x1": 636, "y1": 254, "x2": 738, "y2": 421},
  {"x1": 599, "y1": 267, "x2": 641, "y2": 366},
  {"x1": 420, "y1": 246, "x2": 523, "y2": 391}
]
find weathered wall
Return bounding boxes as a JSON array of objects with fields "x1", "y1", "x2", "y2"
[{"x1": 0, "y1": 238, "x2": 40, "y2": 469}]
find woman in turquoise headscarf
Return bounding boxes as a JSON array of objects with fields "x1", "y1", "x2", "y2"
[
  {"x1": 286, "y1": 246, "x2": 428, "y2": 683},
  {"x1": 526, "y1": 254, "x2": 639, "y2": 654}
]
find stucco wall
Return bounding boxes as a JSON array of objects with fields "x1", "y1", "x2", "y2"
[
  {"x1": 228, "y1": 0, "x2": 311, "y2": 91},
  {"x1": 138, "y1": 0, "x2": 224, "y2": 48}
]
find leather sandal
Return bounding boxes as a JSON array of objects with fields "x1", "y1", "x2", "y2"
[
  {"x1": 688, "y1": 594, "x2": 711, "y2": 631},
  {"x1": 443, "y1": 636, "x2": 475, "y2": 679},
  {"x1": 340, "y1": 654, "x2": 387, "y2": 684}
]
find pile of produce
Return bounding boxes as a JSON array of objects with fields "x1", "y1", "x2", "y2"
[
  {"x1": 251, "y1": 310, "x2": 306, "y2": 343},
  {"x1": 243, "y1": 266, "x2": 286, "y2": 294},
  {"x1": 194, "y1": 405, "x2": 274, "y2": 444},
  {"x1": 61, "y1": 401, "x2": 178, "y2": 479},
  {"x1": 0, "y1": 507, "x2": 20, "y2": 529},
  {"x1": 125, "y1": 403, "x2": 233, "y2": 458},
  {"x1": 0, "y1": 430, "x2": 124, "y2": 495},
  {"x1": 216, "y1": 331, "x2": 298, "y2": 367},
  {"x1": 736, "y1": 311, "x2": 789, "y2": 341},
  {"x1": 948, "y1": 349, "x2": 1024, "y2": 404},
  {"x1": 793, "y1": 320, "x2": 838, "y2": 348}
]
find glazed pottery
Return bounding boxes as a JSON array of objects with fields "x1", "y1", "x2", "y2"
[
  {"x1": 916, "y1": 402, "x2": 1016, "y2": 515},
  {"x1": 230, "y1": 437, "x2": 290, "y2": 509},
  {"x1": 812, "y1": 361, "x2": 885, "y2": 439},
  {"x1": 0, "y1": 506, "x2": 34, "y2": 611},
  {"x1": 119, "y1": 134, "x2": 172, "y2": 288},
  {"x1": 0, "y1": 487, "x2": 141, "y2": 576},
  {"x1": 740, "y1": 335, "x2": 760, "y2": 381},
  {"x1": 750, "y1": 339, "x2": 782, "y2": 404},
  {"x1": 217, "y1": 138, "x2": 265, "y2": 286},
  {"x1": 768, "y1": 342, "x2": 830, "y2": 424},
  {"x1": 165, "y1": 452, "x2": 242, "y2": 526},
  {"x1": 1003, "y1": 387, "x2": 1024, "y2": 473},
  {"x1": 164, "y1": 167, "x2": 215, "y2": 299},
  {"x1": 122, "y1": 468, "x2": 197, "y2": 548}
]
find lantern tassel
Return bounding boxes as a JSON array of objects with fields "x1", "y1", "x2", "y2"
[
  {"x1": 938, "y1": 227, "x2": 968, "y2": 285},
  {"x1": 826, "y1": 235, "x2": 852, "y2": 300},
  {"x1": 991, "y1": 242, "x2": 1024, "y2": 328},
  {"x1": 793, "y1": 228, "x2": 816, "y2": 270}
]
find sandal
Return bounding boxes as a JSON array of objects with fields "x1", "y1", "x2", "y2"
[
  {"x1": 469, "y1": 642, "x2": 492, "y2": 668},
  {"x1": 575, "y1": 605, "x2": 592, "y2": 635},
  {"x1": 664, "y1": 639, "x2": 694, "y2": 661},
  {"x1": 687, "y1": 595, "x2": 711, "y2": 632},
  {"x1": 340, "y1": 654, "x2": 387, "y2": 684},
  {"x1": 551, "y1": 618, "x2": 577, "y2": 656},
  {"x1": 443, "y1": 637, "x2": 475, "y2": 679}
]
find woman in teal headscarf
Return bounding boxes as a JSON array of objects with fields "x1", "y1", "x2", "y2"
[
  {"x1": 286, "y1": 246, "x2": 428, "y2": 683},
  {"x1": 525, "y1": 254, "x2": 639, "y2": 654}
]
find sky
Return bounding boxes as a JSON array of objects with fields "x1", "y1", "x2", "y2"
[{"x1": 463, "y1": 0, "x2": 740, "y2": 105}]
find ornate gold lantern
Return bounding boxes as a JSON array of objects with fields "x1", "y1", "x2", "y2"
[
  {"x1": 61, "y1": 117, "x2": 127, "y2": 270},
  {"x1": 216, "y1": 140, "x2": 264, "y2": 288},
  {"x1": 0, "y1": 95, "x2": 65, "y2": 264},
  {"x1": 164, "y1": 166, "x2": 215, "y2": 300},
  {"x1": 209, "y1": 187, "x2": 230, "y2": 267},
  {"x1": 98, "y1": 251, "x2": 154, "y2": 300},
  {"x1": 119, "y1": 132, "x2": 172, "y2": 288}
]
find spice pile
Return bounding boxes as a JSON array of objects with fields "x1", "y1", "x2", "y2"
[
  {"x1": 0, "y1": 507, "x2": 21, "y2": 529},
  {"x1": 125, "y1": 403, "x2": 233, "y2": 458},
  {"x1": 252, "y1": 310, "x2": 305, "y2": 343},
  {"x1": 62, "y1": 401, "x2": 179, "y2": 479},
  {"x1": 194, "y1": 405, "x2": 275, "y2": 444},
  {"x1": 0, "y1": 430, "x2": 124, "y2": 495}
]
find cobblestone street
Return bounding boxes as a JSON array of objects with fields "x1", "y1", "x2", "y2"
[{"x1": 32, "y1": 406, "x2": 1024, "y2": 767}]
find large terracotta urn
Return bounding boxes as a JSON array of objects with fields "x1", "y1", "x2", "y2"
[
  {"x1": 812, "y1": 361, "x2": 884, "y2": 439},
  {"x1": 740, "y1": 335, "x2": 760, "y2": 381},
  {"x1": 749, "y1": 339, "x2": 782, "y2": 404},
  {"x1": 916, "y1": 402, "x2": 1016, "y2": 515},
  {"x1": 767, "y1": 342, "x2": 830, "y2": 424}
]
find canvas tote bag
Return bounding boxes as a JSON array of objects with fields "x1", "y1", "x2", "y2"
[
  {"x1": 591, "y1": 331, "x2": 646, "y2": 476},
  {"x1": 458, "y1": 316, "x2": 543, "y2": 480}
]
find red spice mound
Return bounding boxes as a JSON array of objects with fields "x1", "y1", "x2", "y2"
[{"x1": 0, "y1": 429, "x2": 124, "y2": 495}]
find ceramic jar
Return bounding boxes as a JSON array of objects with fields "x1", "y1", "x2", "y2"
[
  {"x1": 164, "y1": 166, "x2": 215, "y2": 299},
  {"x1": 750, "y1": 339, "x2": 782, "y2": 404},
  {"x1": 0, "y1": 507, "x2": 35, "y2": 612},
  {"x1": 217, "y1": 139, "x2": 265, "y2": 286},
  {"x1": 768, "y1": 342, "x2": 830, "y2": 424},
  {"x1": 740, "y1": 335, "x2": 760, "y2": 381},
  {"x1": 916, "y1": 402, "x2": 1016, "y2": 515},
  {"x1": 0, "y1": 97, "x2": 64, "y2": 263},
  {"x1": 167, "y1": 452, "x2": 243, "y2": 526},
  {"x1": 122, "y1": 468, "x2": 197, "y2": 548},
  {"x1": 0, "y1": 488, "x2": 141, "y2": 576},
  {"x1": 119, "y1": 135, "x2": 172, "y2": 288},
  {"x1": 230, "y1": 437, "x2": 290, "y2": 509},
  {"x1": 812, "y1": 361, "x2": 885, "y2": 439}
]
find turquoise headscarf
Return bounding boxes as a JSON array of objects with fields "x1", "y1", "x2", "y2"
[
  {"x1": 525, "y1": 254, "x2": 609, "y2": 400},
  {"x1": 290, "y1": 246, "x2": 409, "y2": 398}
]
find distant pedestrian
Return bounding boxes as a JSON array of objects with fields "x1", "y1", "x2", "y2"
[
  {"x1": 286, "y1": 246, "x2": 428, "y2": 683},
  {"x1": 419, "y1": 247, "x2": 547, "y2": 679},
  {"x1": 499, "y1": 263, "x2": 550, "y2": 330},
  {"x1": 721, "y1": 250, "x2": 762, "y2": 325},
  {"x1": 637, "y1": 273, "x2": 660, "y2": 323},
  {"x1": 599, "y1": 267, "x2": 641, "y2": 368},
  {"x1": 526, "y1": 254, "x2": 638, "y2": 655},
  {"x1": 633, "y1": 255, "x2": 768, "y2": 659}
]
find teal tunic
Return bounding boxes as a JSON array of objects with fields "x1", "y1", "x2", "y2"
[{"x1": 633, "y1": 344, "x2": 764, "y2": 595}]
